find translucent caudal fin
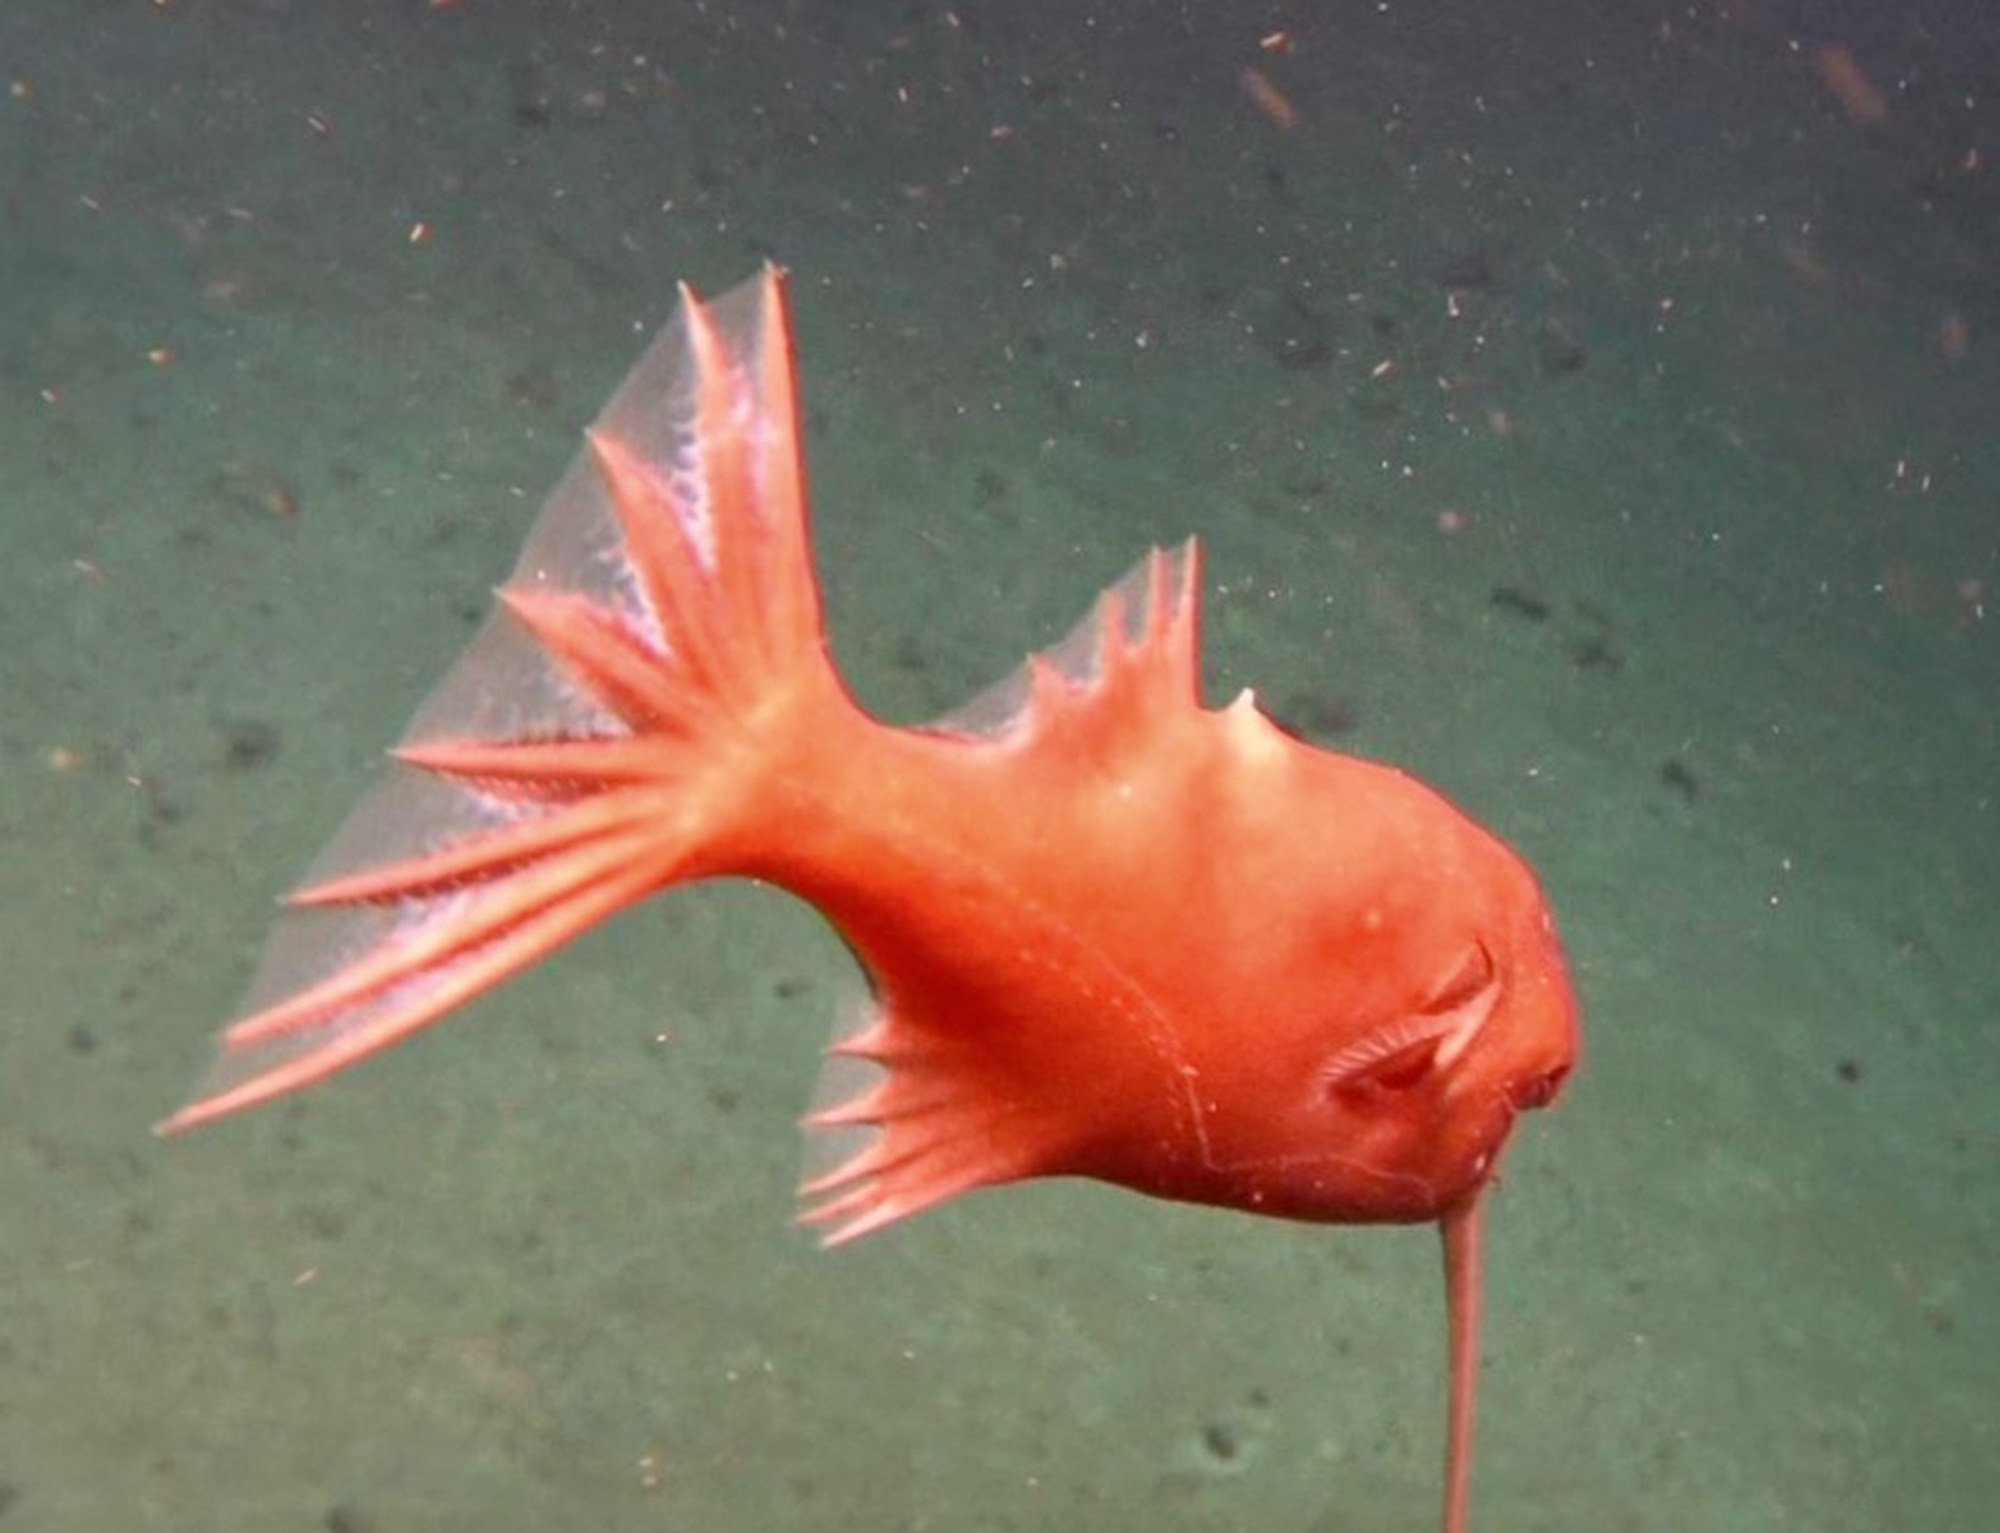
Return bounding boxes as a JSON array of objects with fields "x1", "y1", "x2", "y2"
[{"x1": 162, "y1": 268, "x2": 841, "y2": 1132}]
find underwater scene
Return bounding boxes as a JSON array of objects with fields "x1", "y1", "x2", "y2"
[{"x1": 2, "y1": 2, "x2": 1994, "y2": 1529}]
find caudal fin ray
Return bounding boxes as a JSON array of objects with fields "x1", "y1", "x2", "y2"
[
  {"x1": 292, "y1": 782, "x2": 658, "y2": 904},
  {"x1": 168, "y1": 268, "x2": 845, "y2": 1131},
  {"x1": 165, "y1": 839, "x2": 673, "y2": 1131},
  {"x1": 496, "y1": 583, "x2": 720, "y2": 738},
  {"x1": 588, "y1": 431, "x2": 733, "y2": 704},
  {"x1": 590, "y1": 280, "x2": 820, "y2": 709},
  {"x1": 391, "y1": 734, "x2": 700, "y2": 802},
  {"x1": 231, "y1": 822, "x2": 665, "y2": 1049}
]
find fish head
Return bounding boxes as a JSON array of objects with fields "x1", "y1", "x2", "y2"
[{"x1": 1163, "y1": 774, "x2": 1579, "y2": 1228}]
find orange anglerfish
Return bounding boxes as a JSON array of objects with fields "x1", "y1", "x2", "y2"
[{"x1": 165, "y1": 268, "x2": 1579, "y2": 1533}]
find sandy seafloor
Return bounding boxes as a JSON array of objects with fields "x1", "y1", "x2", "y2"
[{"x1": 2, "y1": 1, "x2": 1995, "y2": 1529}]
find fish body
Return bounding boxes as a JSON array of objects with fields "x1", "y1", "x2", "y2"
[
  {"x1": 166, "y1": 269, "x2": 1577, "y2": 1533},
  {"x1": 770, "y1": 610, "x2": 1573, "y2": 1242}
]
